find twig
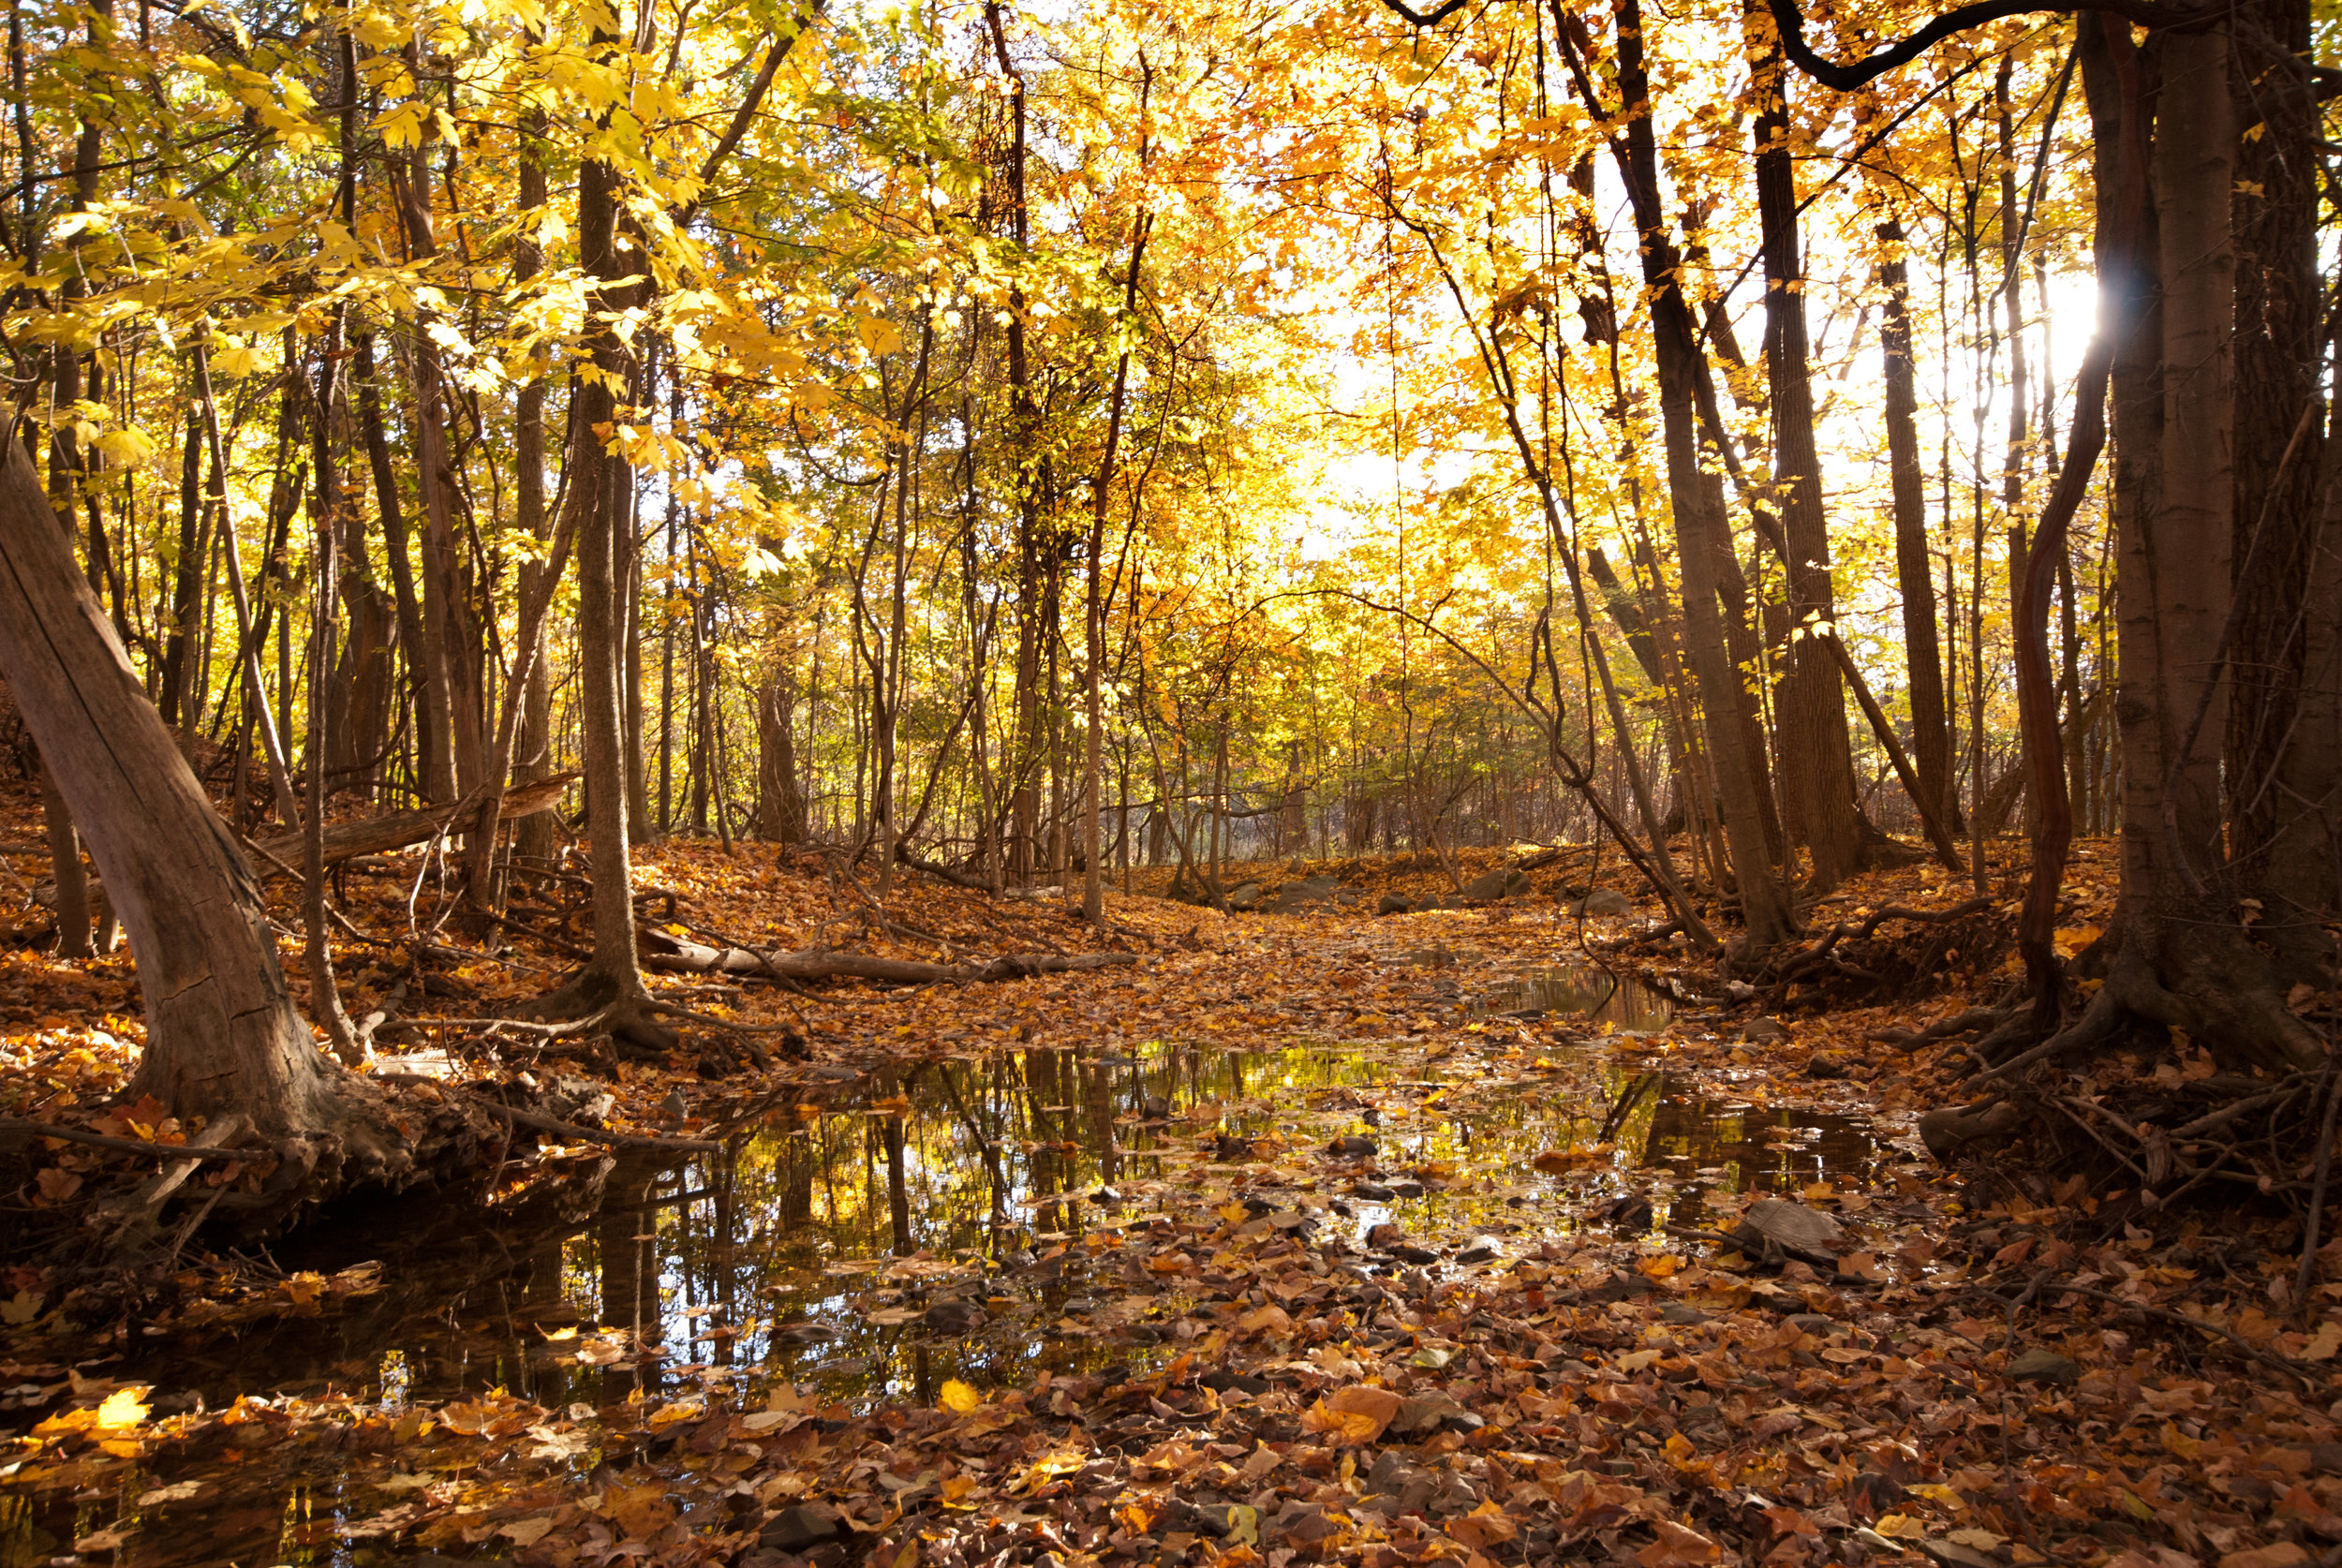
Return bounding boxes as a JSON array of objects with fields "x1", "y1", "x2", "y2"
[
  {"x1": 0, "y1": 1117, "x2": 253, "y2": 1161},
  {"x1": 2047, "y1": 1096, "x2": 2152, "y2": 1184},
  {"x1": 2296, "y1": 1062, "x2": 2342, "y2": 1313},
  {"x1": 371, "y1": 1072, "x2": 723, "y2": 1152},
  {"x1": 2034, "y1": 1281, "x2": 2320, "y2": 1391}
]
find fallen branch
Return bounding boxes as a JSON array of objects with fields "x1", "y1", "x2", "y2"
[
  {"x1": 372, "y1": 1072, "x2": 723, "y2": 1152},
  {"x1": 243, "y1": 773, "x2": 578, "y2": 879},
  {"x1": 896, "y1": 843, "x2": 996, "y2": 893},
  {"x1": 0, "y1": 1117, "x2": 255, "y2": 1161},
  {"x1": 641, "y1": 931, "x2": 1139, "y2": 986}
]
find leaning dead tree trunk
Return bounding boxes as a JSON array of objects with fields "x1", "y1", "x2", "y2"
[
  {"x1": 243, "y1": 773, "x2": 577, "y2": 879},
  {"x1": 642, "y1": 930, "x2": 1137, "y2": 986},
  {"x1": 0, "y1": 436, "x2": 408, "y2": 1184}
]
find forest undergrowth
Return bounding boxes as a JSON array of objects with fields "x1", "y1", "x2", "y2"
[{"x1": 2, "y1": 778, "x2": 2339, "y2": 1568}]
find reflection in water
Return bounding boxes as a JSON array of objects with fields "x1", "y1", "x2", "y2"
[
  {"x1": 77, "y1": 1033, "x2": 1868, "y2": 1421},
  {"x1": 1478, "y1": 967, "x2": 1675, "y2": 1033},
  {"x1": 2, "y1": 1006, "x2": 1889, "y2": 1568}
]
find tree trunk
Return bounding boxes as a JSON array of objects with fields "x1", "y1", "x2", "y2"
[
  {"x1": 2224, "y1": 0, "x2": 2335, "y2": 974},
  {"x1": 536, "y1": 64, "x2": 665, "y2": 1046},
  {"x1": 2100, "y1": 21, "x2": 2319, "y2": 1072},
  {"x1": 757, "y1": 667, "x2": 808, "y2": 844},
  {"x1": 1872, "y1": 219, "x2": 1962, "y2": 836},
  {"x1": 355, "y1": 332, "x2": 436, "y2": 800},
  {"x1": 0, "y1": 435, "x2": 388, "y2": 1148},
  {"x1": 36, "y1": 759, "x2": 93, "y2": 958},
  {"x1": 1750, "y1": 19, "x2": 1861, "y2": 890},
  {"x1": 1606, "y1": 0, "x2": 1797, "y2": 960}
]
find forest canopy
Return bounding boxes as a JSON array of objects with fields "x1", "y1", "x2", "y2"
[{"x1": 0, "y1": 0, "x2": 2335, "y2": 1137}]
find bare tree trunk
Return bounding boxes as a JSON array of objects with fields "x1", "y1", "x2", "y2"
[
  {"x1": 1600, "y1": 0, "x2": 1797, "y2": 960},
  {"x1": 757, "y1": 666, "x2": 808, "y2": 844},
  {"x1": 1877, "y1": 223, "x2": 1958, "y2": 836},
  {"x1": 532, "y1": 66, "x2": 666, "y2": 1048},
  {"x1": 1751, "y1": 18, "x2": 1860, "y2": 890},
  {"x1": 2225, "y1": 0, "x2": 2335, "y2": 972},
  {"x1": 0, "y1": 436, "x2": 386, "y2": 1147},
  {"x1": 355, "y1": 333, "x2": 437, "y2": 799},
  {"x1": 36, "y1": 761, "x2": 93, "y2": 957},
  {"x1": 514, "y1": 90, "x2": 560, "y2": 871},
  {"x1": 1085, "y1": 146, "x2": 1150, "y2": 924}
]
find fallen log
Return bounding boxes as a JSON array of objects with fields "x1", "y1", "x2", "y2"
[
  {"x1": 896, "y1": 842, "x2": 995, "y2": 893},
  {"x1": 244, "y1": 773, "x2": 578, "y2": 879},
  {"x1": 640, "y1": 931, "x2": 1139, "y2": 986}
]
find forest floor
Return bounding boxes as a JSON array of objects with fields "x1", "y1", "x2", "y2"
[{"x1": 1, "y1": 789, "x2": 2338, "y2": 1568}]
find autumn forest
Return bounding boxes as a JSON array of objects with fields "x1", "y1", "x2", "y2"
[{"x1": 0, "y1": 0, "x2": 2339, "y2": 1561}]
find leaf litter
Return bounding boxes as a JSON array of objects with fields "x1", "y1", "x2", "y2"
[{"x1": 2, "y1": 839, "x2": 2339, "y2": 1568}]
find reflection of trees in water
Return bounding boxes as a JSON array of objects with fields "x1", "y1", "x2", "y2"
[
  {"x1": 525, "y1": 1039, "x2": 1889, "y2": 1406},
  {"x1": 1637, "y1": 1086, "x2": 1876, "y2": 1227},
  {"x1": 596, "y1": 1162, "x2": 660, "y2": 1399}
]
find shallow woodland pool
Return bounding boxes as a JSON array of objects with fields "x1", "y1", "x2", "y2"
[{"x1": 0, "y1": 970, "x2": 1896, "y2": 1568}]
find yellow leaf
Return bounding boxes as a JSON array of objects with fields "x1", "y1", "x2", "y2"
[
  {"x1": 1873, "y1": 1515, "x2": 1929, "y2": 1539},
  {"x1": 209, "y1": 342, "x2": 260, "y2": 378},
  {"x1": 96, "y1": 1387, "x2": 149, "y2": 1430},
  {"x1": 939, "y1": 1379, "x2": 983, "y2": 1414},
  {"x1": 2053, "y1": 925, "x2": 2101, "y2": 958}
]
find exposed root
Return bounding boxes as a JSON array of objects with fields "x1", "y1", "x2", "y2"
[
  {"x1": 1, "y1": 1071, "x2": 498, "y2": 1266},
  {"x1": 1765, "y1": 896, "x2": 2006, "y2": 1008},
  {"x1": 519, "y1": 970, "x2": 682, "y2": 1053}
]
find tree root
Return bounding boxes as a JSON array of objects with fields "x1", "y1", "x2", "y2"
[
  {"x1": 518, "y1": 973, "x2": 682, "y2": 1053},
  {"x1": 1763, "y1": 897, "x2": 2005, "y2": 1007},
  {"x1": 374, "y1": 1072, "x2": 724, "y2": 1152}
]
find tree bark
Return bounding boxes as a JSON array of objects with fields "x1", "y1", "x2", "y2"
[
  {"x1": 2101, "y1": 20, "x2": 2318, "y2": 1072},
  {"x1": 1876, "y1": 226, "x2": 1959, "y2": 836},
  {"x1": 355, "y1": 332, "x2": 436, "y2": 799},
  {"x1": 0, "y1": 436, "x2": 376, "y2": 1141},
  {"x1": 1750, "y1": 14, "x2": 1861, "y2": 890},
  {"x1": 541, "y1": 42, "x2": 662, "y2": 1041},
  {"x1": 2224, "y1": 0, "x2": 2335, "y2": 972},
  {"x1": 1600, "y1": 0, "x2": 1798, "y2": 960},
  {"x1": 757, "y1": 667, "x2": 808, "y2": 844}
]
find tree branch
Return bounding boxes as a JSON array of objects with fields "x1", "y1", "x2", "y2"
[{"x1": 1763, "y1": 0, "x2": 2216, "y2": 90}]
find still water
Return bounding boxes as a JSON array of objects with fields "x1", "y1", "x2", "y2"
[
  {"x1": 117, "y1": 993, "x2": 1875, "y2": 1413},
  {"x1": 1, "y1": 976, "x2": 1887, "y2": 1567}
]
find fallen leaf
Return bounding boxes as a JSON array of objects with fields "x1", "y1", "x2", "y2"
[
  {"x1": 96, "y1": 1386, "x2": 149, "y2": 1429},
  {"x1": 1638, "y1": 1518, "x2": 1724, "y2": 1567},
  {"x1": 2220, "y1": 1548, "x2": 2310, "y2": 1568}
]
